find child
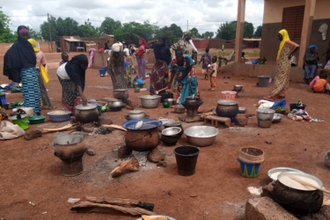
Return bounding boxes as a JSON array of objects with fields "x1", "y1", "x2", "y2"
[
  {"x1": 59, "y1": 52, "x2": 69, "y2": 66},
  {"x1": 199, "y1": 48, "x2": 211, "y2": 80},
  {"x1": 309, "y1": 70, "x2": 329, "y2": 93},
  {"x1": 209, "y1": 56, "x2": 219, "y2": 91}
]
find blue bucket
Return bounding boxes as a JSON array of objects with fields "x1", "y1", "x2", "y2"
[
  {"x1": 237, "y1": 158, "x2": 262, "y2": 178},
  {"x1": 99, "y1": 67, "x2": 106, "y2": 77}
]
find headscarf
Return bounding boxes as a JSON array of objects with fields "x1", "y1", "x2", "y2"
[
  {"x1": 112, "y1": 42, "x2": 123, "y2": 52},
  {"x1": 3, "y1": 25, "x2": 36, "y2": 82},
  {"x1": 65, "y1": 54, "x2": 88, "y2": 91},
  {"x1": 139, "y1": 38, "x2": 147, "y2": 48},
  {"x1": 153, "y1": 36, "x2": 171, "y2": 65},
  {"x1": 277, "y1": 29, "x2": 290, "y2": 60},
  {"x1": 183, "y1": 31, "x2": 192, "y2": 40},
  {"x1": 308, "y1": 45, "x2": 318, "y2": 50},
  {"x1": 28, "y1": 38, "x2": 40, "y2": 52}
]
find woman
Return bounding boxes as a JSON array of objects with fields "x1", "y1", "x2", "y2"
[
  {"x1": 149, "y1": 37, "x2": 172, "y2": 95},
  {"x1": 263, "y1": 29, "x2": 299, "y2": 101},
  {"x1": 28, "y1": 38, "x2": 54, "y2": 109},
  {"x1": 169, "y1": 48, "x2": 199, "y2": 104},
  {"x1": 171, "y1": 30, "x2": 198, "y2": 58},
  {"x1": 3, "y1": 25, "x2": 41, "y2": 115},
  {"x1": 303, "y1": 45, "x2": 319, "y2": 84},
  {"x1": 135, "y1": 38, "x2": 147, "y2": 80},
  {"x1": 56, "y1": 54, "x2": 88, "y2": 113}
]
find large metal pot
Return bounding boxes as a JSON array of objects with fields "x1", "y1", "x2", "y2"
[
  {"x1": 53, "y1": 134, "x2": 86, "y2": 159},
  {"x1": 128, "y1": 110, "x2": 145, "y2": 120},
  {"x1": 216, "y1": 100, "x2": 239, "y2": 118},
  {"x1": 139, "y1": 95, "x2": 161, "y2": 108},
  {"x1": 272, "y1": 171, "x2": 324, "y2": 215},
  {"x1": 74, "y1": 103, "x2": 99, "y2": 123},
  {"x1": 256, "y1": 108, "x2": 275, "y2": 121}
]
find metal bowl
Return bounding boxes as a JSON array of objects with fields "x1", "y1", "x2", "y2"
[
  {"x1": 233, "y1": 85, "x2": 243, "y2": 92},
  {"x1": 128, "y1": 110, "x2": 145, "y2": 120},
  {"x1": 238, "y1": 107, "x2": 247, "y2": 113},
  {"x1": 162, "y1": 127, "x2": 182, "y2": 137},
  {"x1": 273, "y1": 113, "x2": 284, "y2": 123},
  {"x1": 164, "y1": 98, "x2": 176, "y2": 106},
  {"x1": 184, "y1": 126, "x2": 219, "y2": 147},
  {"x1": 256, "y1": 108, "x2": 275, "y2": 121},
  {"x1": 173, "y1": 105, "x2": 185, "y2": 114},
  {"x1": 139, "y1": 95, "x2": 161, "y2": 108},
  {"x1": 109, "y1": 100, "x2": 123, "y2": 108}
]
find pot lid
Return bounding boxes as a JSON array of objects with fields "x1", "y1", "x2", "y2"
[
  {"x1": 139, "y1": 95, "x2": 161, "y2": 99},
  {"x1": 75, "y1": 103, "x2": 97, "y2": 110},
  {"x1": 268, "y1": 167, "x2": 304, "y2": 182},
  {"x1": 277, "y1": 171, "x2": 323, "y2": 191},
  {"x1": 122, "y1": 119, "x2": 161, "y2": 131},
  {"x1": 217, "y1": 99, "x2": 238, "y2": 105},
  {"x1": 129, "y1": 110, "x2": 145, "y2": 114}
]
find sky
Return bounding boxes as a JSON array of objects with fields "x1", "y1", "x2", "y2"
[{"x1": 2, "y1": 0, "x2": 264, "y2": 36}]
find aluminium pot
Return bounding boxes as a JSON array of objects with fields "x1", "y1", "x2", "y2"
[
  {"x1": 128, "y1": 110, "x2": 145, "y2": 120},
  {"x1": 139, "y1": 95, "x2": 161, "y2": 108},
  {"x1": 163, "y1": 122, "x2": 184, "y2": 136},
  {"x1": 74, "y1": 103, "x2": 99, "y2": 123},
  {"x1": 216, "y1": 100, "x2": 239, "y2": 118},
  {"x1": 272, "y1": 171, "x2": 323, "y2": 215}
]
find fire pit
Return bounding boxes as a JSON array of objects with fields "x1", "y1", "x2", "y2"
[{"x1": 179, "y1": 96, "x2": 203, "y2": 122}]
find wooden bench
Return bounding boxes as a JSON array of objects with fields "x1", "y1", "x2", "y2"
[{"x1": 203, "y1": 114, "x2": 231, "y2": 127}]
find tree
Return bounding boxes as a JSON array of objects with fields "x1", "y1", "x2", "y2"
[
  {"x1": 244, "y1": 21, "x2": 254, "y2": 38},
  {"x1": 154, "y1": 24, "x2": 183, "y2": 44},
  {"x1": 190, "y1": 27, "x2": 201, "y2": 38},
  {"x1": 78, "y1": 19, "x2": 99, "y2": 37},
  {"x1": 254, "y1": 25, "x2": 262, "y2": 38},
  {"x1": 0, "y1": 7, "x2": 16, "y2": 43},
  {"x1": 99, "y1": 17, "x2": 122, "y2": 35},
  {"x1": 216, "y1": 21, "x2": 236, "y2": 40},
  {"x1": 202, "y1": 31, "x2": 214, "y2": 39}
]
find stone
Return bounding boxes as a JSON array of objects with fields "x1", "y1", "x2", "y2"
[
  {"x1": 300, "y1": 206, "x2": 330, "y2": 220},
  {"x1": 24, "y1": 130, "x2": 42, "y2": 140},
  {"x1": 261, "y1": 182, "x2": 274, "y2": 197},
  {"x1": 245, "y1": 197, "x2": 298, "y2": 220},
  {"x1": 147, "y1": 147, "x2": 165, "y2": 163},
  {"x1": 118, "y1": 145, "x2": 132, "y2": 158},
  {"x1": 235, "y1": 114, "x2": 248, "y2": 127}
]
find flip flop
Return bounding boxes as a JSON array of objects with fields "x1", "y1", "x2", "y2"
[{"x1": 262, "y1": 96, "x2": 274, "y2": 102}]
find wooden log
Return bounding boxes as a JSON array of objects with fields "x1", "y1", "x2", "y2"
[
  {"x1": 110, "y1": 157, "x2": 139, "y2": 178},
  {"x1": 71, "y1": 201, "x2": 154, "y2": 216},
  {"x1": 101, "y1": 124, "x2": 127, "y2": 132},
  {"x1": 85, "y1": 196, "x2": 154, "y2": 211}
]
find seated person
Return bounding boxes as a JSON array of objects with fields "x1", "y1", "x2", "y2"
[
  {"x1": 309, "y1": 70, "x2": 329, "y2": 93},
  {"x1": 303, "y1": 45, "x2": 319, "y2": 84}
]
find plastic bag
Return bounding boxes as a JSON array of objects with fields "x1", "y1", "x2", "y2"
[
  {"x1": 272, "y1": 100, "x2": 286, "y2": 108},
  {"x1": 40, "y1": 65, "x2": 49, "y2": 85}
]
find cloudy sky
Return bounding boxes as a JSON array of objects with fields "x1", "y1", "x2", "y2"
[{"x1": 2, "y1": 0, "x2": 264, "y2": 35}]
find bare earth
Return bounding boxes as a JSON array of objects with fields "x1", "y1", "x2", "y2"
[{"x1": 0, "y1": 51, "x2": 330, "y2": 220}]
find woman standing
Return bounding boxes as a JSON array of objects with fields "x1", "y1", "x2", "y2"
[
  {"x1": 169, "y1": 48, "x2": 199, "y2": 104},
  {"x1": 171, "y1": 30, "x2": 198, "y2": 58},
  {"x1": 149, "y1": 37, "x2": 172, "y2": 95},
  {"x1": 56, "y1": 54, "x2": 88, "y2": 113},
  {"x1": 263, "y1": 29, "x2": 299, "y2": 101},
  {"x1": 3, "y1": 25, "x2": 41, "y2": 115},
  {"x1": 28, "y1": 38, "x2": 54, "y2": 109},
  {"x1": 135, "y1": 38, "x2": 147, "y2": 80}
]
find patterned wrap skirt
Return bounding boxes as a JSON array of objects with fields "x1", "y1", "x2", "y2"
[{"x1": 21, "y1": 67, "x2": 41, "y2": 114}]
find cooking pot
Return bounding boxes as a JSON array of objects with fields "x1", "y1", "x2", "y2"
[
  {"x1": 256, "y1": 108, "x2": 275, "y2": 121},
  {"x1": 113, "y1": 89, "x2": 129, "y2": 100},
  {"x1": 216, "y1": 100, "x2": 239, "y2": 118},
  {"x1": 163, "y1": 122, "x2": 183, "y2": 136},
  {"x1": 122, "y1": 119, "x2": 162, "y2": 151},
  {"x1": 53, "y1": 134, "x2": 87, "y2": 159},
  {"x1": 128, "y1": 110, "x2": 145, "y2": 120},
  {"x1": 139, "y1": 95, "x2": 161, "y2": 108},
  {"x1": 160, "y1": 92, "x2": 174, "y2": 103},
  {"x1": 272, "y1": 171, "x2": 323, "y2": 215},
  {"x1": 108, "y1": 100, "x2": 123, "y2": 111},
  {"x1": 158, "y1": 118, "x2": 176, "y2": 131},
  {"x1": 74, "y1": 103, "x2": 99, "y2": 123}
]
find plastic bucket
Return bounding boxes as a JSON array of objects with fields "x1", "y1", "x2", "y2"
[
  {"x1": 221, "y1": 91, "x2": 236, "y2": 100},
  {"x1": 258, "y1": 75, "x2": 270, "y2": 87},
  {"x1": 99, "y1": 67, "x2": 106, "y2": 77},
  {"x1": 173, "y1": 145, "x2": 200, "y2": 176},
  {"x1": 237, "y1": 158, "x2": 263, "y2": 178}
]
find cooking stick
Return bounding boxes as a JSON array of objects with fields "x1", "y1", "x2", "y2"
[
  {"x1": 101, "y1": 124, "x2": 127, "y2": 132},
  {"x1": 289, "y1": 176, "x2": 330, "y2": 194}
]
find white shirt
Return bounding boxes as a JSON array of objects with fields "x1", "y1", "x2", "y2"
[
  {"x1": 56, "y1": 63, "x2": 70, "y2": 80},
  {"x1": 123, "y1": 48, "x2": 130, "y2": 57}
]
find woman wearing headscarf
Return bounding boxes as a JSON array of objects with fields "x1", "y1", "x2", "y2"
[
  {"x1": 171, "y1": 30, "x2": 198, "y2": 59},
  {"x1": 3, "y1": 25, "x2": 41, "y2": 115},
  {"x1": 28, "y1": 38, "x2": 54, "y2": 109},
  {"x1": 148, "y1": 36, "x2": 172, "y2": 95},
  {"x1": 263, "y1": 29, "x2": 299, "y2": 101},
  {"x1": 168, "y1": 48, "x2": 199, "y2": 104},
  {"x1": 56, "y1": 54, "x2": 89, "y2": 113},
  {"x1": 135, "y1": 38, "x2": 147, "y2": 80},
  {"x1": 303, "y1": 45, "x2": 319, "y2": 84}
]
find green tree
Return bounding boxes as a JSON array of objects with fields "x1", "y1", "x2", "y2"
[
  {"x1": 190, "y1": 27, "x2": 201, "y2": 38},
  {"x1": 78, "y1": 19, "x2": 99, "y2": 37},
  {"x1": 99, "y1": 17, "x2": 122, "y2": 35},
  {"x1": 202, "y1": 31, "x2": 214, "y2": 39},
  {"x1": 0, "y1": 7, "x2": 16, "y2": 43},
  {"x1": 244, "y1": 21, "x2": 254, "y2": 38},
  {"x1": 216, "y1": 21, "x2": 236, "y2": 40},
  {"x1": 254, "y1": 25, "x2": 262, "y2": 38},
  {"x1": 154, "y1": 24, "x2": 183, "y2": 44}
]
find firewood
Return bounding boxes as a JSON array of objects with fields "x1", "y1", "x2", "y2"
[
  {"x1": 70, "y1": 201, "x2": 154, "y2": 215},
  {"x1": 110, "y1": 157, "x2": 139, "y2": 178}
]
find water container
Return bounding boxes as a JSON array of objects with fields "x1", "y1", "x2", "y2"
[
  {"x1": 99, "y1": 67, "x2": 106, "y2": 77},
  {"x1": 258, "y1": 75, "x2": 270, "y2": 87}
]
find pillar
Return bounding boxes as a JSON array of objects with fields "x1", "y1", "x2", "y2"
[
  {"x1": 235, "y1": 0, "x2": 246, "y2": 63},
  {"x1": 297, "y1": 0, "x2": 316, "y2": 68}
]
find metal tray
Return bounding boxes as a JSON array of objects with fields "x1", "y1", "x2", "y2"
[{"x1": 268, "y1": 167, "x2": 304, "y2": 181}]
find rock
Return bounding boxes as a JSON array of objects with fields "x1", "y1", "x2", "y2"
[
  {"x1": 86, "y1": 149, "x2": 96, "y2": 156},
  {"x1": 235, "y1": 114, "x2": 248, "y2": 127},
  {"x1": 300, "y1": 206, "x2": 330, "y2": 220},
  {"x1": 245, "y1": 197, "x2": 298, "y2": 220},
  {"x1": 261, "y1": 182, "x2": 274, "y2": 197},
  {"x1": 118, "y1": 145, "x2": 132, "y2": 158},
  {"x1": 24, "y1": 130, "x2": 42, "y2": 140},
  {"x1": 147, "y1": 148, "x2": 165, "y2": 163},
  {"x1": 156, "y1": 160, "x2": 167, "y2": 167},
  {"x1": 98, "y1": 117, "x2": 113, "y2": 125}
]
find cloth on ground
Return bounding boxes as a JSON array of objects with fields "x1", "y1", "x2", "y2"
[
  {"x1": 258, "y1": 100, "x2": 275, "y2": 109},
  {"x1": 287, "y1": 109, "x2": 324, "y2": 122},
  {"x1": 0, "y1": 121, "x2": 25, "y2": 140}
]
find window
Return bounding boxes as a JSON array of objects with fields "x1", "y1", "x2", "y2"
[{"x1": 282, "y1": 5, "x2": 305, "y2": 40}]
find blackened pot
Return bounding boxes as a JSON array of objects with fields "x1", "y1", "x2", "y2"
[{"x1": 216, "y1": 100, "x2": 239, "y2": 118}]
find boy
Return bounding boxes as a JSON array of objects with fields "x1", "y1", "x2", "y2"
[
  {"x1": 199, "y1": 48, "x2": 211, "y2": 80},
  {"x1": 209, "y1": 56, "x2": 219, "y2": 91}
]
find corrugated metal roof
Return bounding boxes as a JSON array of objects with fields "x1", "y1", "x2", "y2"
[{"x1": 64, "y1": 38, "x2": 82, "y2": 42}]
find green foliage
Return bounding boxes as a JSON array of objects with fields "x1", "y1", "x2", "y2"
[
  {"x1": 202, "y1": 31, "x2": 214, "y2": 39},
  {"x1": 190, "y1": 27, "x2": 201, "y2": 38},
  {"x1": 0, "y1": 7, "x2": 16, "y2": 43},
  {"x1": 154, "y1": 23, "x2": 183, "y2": 44},
  {"x1": 99, "y1": 17, "x2": 122, "y2": 35},
  {"x1": 244, "y1": 21, "x2": 254, "y2": 38},
  {"x1": 254, "y1": 25, "x2": 262, "y2": 38},
  {"x1": 216, "y1": 21, "x2": 236, "y2": 40}
]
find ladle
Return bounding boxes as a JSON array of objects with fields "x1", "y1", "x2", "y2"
[
  {"x1": 154, "y1": 87, "x2": 167, "y2": 95},
  {"x1": 135, "y1": 120, "x2": 157, "y2": 130},
  {"x1": 289, "y1": 176, "x2": 330, "y2": 195}
]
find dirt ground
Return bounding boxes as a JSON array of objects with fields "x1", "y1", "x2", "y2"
[{"x1": 0, "y1": 50, "x2": 330, "y2": 220}]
